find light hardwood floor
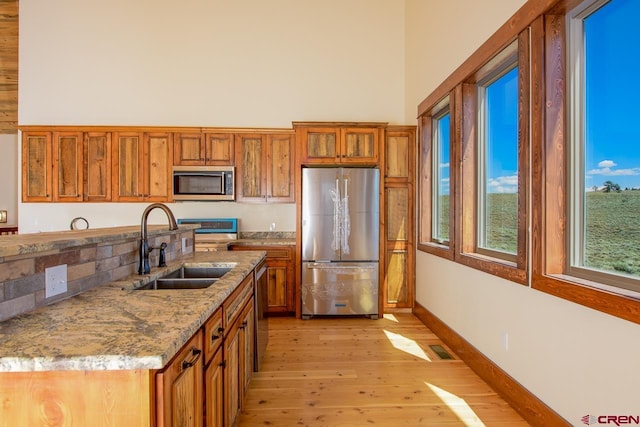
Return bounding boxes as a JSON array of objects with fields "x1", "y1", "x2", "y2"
[{"x1": 237, "y1": 313, "x2": 530, "y2": 426}]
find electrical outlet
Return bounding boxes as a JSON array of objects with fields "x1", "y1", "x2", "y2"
[
  {"x1": 182, "y1": 237, "x2": 188, "y2": 253},
  {"x1": 270, "y1": 222, "x2": 276, "y2": 231},
  {"x1": 45, "y1": 264, "x2": 67, "y2": 298},
  {"x1": 501, "y1": 332, "x2": 509, "y2": 352}
]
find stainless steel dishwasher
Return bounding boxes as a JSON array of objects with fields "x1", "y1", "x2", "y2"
[{"x1": 254, "y1": 258, "x2": 268, "y2": 370}]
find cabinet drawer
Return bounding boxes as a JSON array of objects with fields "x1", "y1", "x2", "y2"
[
  {"x1": 203, "y1": 308, "x2": 223, "y2": 364},
  {"x1": 229, "y1": 245, "x2": 293, "y2": 260},
  {"x1": 223, "y1": 274, "x2": 254, "y2": 330}
]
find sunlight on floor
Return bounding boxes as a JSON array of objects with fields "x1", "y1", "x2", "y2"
[
  {"x1": 383, "y1": 313, "x2": 399, "y2": 322},
  {"x1": 426, "y1": 382, "x2": 487, "y2": 427},
  {"x1": 383, "y1": 329, "x2": 431, "y2": 361}
]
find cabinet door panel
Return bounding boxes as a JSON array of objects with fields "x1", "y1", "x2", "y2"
[
  {"x1": 386, "y1": 134, "x2": 410, "y2": 179},
  {"x1": 267, "y1": 134, "x2": 294, "y2": 202},
  {"x1": 385, "y1": 249, "x2": 409, "y2": 305},
  {"x1": 386, "y1": 187, "x2": 408, "y2": 242},
  {"x1": 54, "y1": 132, "x2": 83, "y2": 202},
  {"x1": 204, "y1": 349, "x2": 224, "y2": 427},
  {"x1": 341, "y1": 128, "x2": 378, "y2": 163},
  {"x1": 85, "y1": 132, "x2": 112, "y2": 202},
  {"x1": 205, "y1": 133, "x2": 234, "y2": 165},
  {"x1": 145, "y1": 133, "x2": 172, "y2": 201},
  {"x1": 174, "y1": 133, "x2": 205, "y2": 165},
  {"x1": 22, "y1": 132, "x2": 52, "y2": 201},
  {"x1": 267, "y1": 265, "x2": 287, "y2": 309},
  {"x1": 236, "y1": 134, "x2": 265, "y2": 202},
  {"x1": 113, "y1": 133, "x2": 142, "y2": 201}
]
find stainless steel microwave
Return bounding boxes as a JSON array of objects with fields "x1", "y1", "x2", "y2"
[{"x1": 172, "y1": 166, "x2": 235, "y2": 201}]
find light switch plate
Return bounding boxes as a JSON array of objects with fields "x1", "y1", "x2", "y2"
[{"x1": 45, "y1": 264, "x2": 67, "y2": 298}]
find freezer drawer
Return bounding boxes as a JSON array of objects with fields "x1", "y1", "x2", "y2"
[{"x1": 301, "y1": 262, "x2": 378, "y2": 319}]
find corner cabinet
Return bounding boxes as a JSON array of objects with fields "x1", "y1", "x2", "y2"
[
  {"x1": 235, "y1": 133, "x2": 295, "y2": 203},
  {"x1": 294, "y1": 122, "x2": 385, "y2": 165},
  {"x1": 229, "y1": 244, "x2": 295, "y2": 314},
  {"x1": 383, "y1": 126, "x2": 416, "y2": 310}
]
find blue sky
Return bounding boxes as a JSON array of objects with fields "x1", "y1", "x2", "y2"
[{"x1": 584, "y1": 0, "x2": 640, "y2": 191}]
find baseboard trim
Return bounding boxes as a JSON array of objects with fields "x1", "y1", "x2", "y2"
[{"x1": 413, "y1": 303, "x2": 569, "y2": 427}]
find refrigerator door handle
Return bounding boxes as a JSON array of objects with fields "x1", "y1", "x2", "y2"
[
  {"x1": 342, "y1": 177, "x2": 350, "y2": 254},
  {"x1": 331, "y1": 178, "x2": 341, "y2": 252}
]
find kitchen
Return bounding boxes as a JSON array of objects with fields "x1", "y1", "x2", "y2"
[{"x1": 1, "y1": 0, "x2": 639, "y2": 426}]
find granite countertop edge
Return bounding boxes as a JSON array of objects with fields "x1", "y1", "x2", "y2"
[{"x1": 0, "y1": 249, "x2": 266, "y2": 373}]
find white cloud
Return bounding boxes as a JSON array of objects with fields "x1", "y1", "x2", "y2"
[
  {"x1": 598, "y1": 160, "x2": 617, "y2": 168},
  {"x1": 439, "y1": 162, "x2": 450, "y2": 168},
  {"x1": 488, "y1": 175, "x2": 518, "y2": 193}
]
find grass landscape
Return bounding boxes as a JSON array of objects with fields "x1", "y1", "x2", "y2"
[{"x1": 435, "y1": 191, "x2": 640, "y2": 277}]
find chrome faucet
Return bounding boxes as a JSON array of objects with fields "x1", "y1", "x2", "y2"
[{"x1": 138, "y1": 203, "x2": 178, "y2": 275}]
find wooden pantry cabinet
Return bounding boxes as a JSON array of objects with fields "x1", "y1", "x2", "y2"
[
  {"x1": 235, "y1": 133, "x2": 295, "y2": 203},
  {"x1": 294, "y1": 122, "x2": 385, "y2": 165},
  {"x1": 382, "y1": 126, "x2": 416, "y2": 309}
]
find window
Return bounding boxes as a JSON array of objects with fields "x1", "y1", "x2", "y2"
[
  {"x1": 566, "y1": 0, "x2": 640, "y2": 295},
  {"x1": 432, "y1": 109, "x2": 451, "y2": 244},
  {"x1": 456, "y1": 36, "x2": 528, "y2": 284},
  {"x1": 477, "y1": 64, "x2": 519, "y2": 260},
  {"x1": 418, "y1": 95, "x2": 455, "y2": 259}
]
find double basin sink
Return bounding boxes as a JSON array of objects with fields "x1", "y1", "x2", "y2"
[{"x1": 134, "y1": 263, "x2": 237, "y2": 290}]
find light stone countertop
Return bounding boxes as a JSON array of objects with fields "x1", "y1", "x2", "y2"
[{"x1": 0, "y1": 250, "x2": 265, "y2": 373}]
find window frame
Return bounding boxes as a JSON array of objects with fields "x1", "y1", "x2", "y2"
[
  {"x1": 417, "y1": 94, "x2": 456, "y2": 260},
  {"x1": 456, "y1": 31, "x2": 530, "y2": 285},
  {"x1": 531, "y1": 4, "x2": 640, "y2": 324}
]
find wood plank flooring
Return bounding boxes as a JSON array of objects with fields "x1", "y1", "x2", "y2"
[{"x1": 237, "y1": 313, "x2": 530, "y2": 426}]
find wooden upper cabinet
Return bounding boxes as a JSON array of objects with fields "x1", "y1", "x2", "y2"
[
  {"x1": 296, "y1": 123, "x2": 383, "y2": 165},
  {"x1": 266, "y1": 134, "x2": 294, "y2": 202},
  {"x1": 204, "y1": 133, "x2": 234, "y2": 165},
  {"x1": 84, "y1": 132, "x2": 112, "y2": 202},
  {"x1": 112, "y1": 132, "x2": 143, "y2": 201},
  {"x1": 300, "y1": 127, "x2": 339, "y2": 163},
  {"x1": 385, "y1": 127, "x2": 415, "y2": 182},
  {"x1": 53, "y1": 132, "x2": 84, "y2": 202},
  {"x1": 236, "y1": 134, "x2": 266, "y2": 202},
  {"x1": 22, "y1": 132, "x2": 52, "y2": 202},
  {"x1": 144, "y1": 133, "x2": 173, "y2": 201},
  {"x1": 236, "y1": 133, "x2": 294, "y2": 203},
  {"x1": 341, "y1": 127, "x2": 378, "y2": 164},
  {"x1": 174, "y1": 132, "x2": 233, "y2": 166}
]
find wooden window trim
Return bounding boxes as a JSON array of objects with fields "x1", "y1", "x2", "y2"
[{"x1": 417, "y1": 97, "x2": 455, "y2": 261}]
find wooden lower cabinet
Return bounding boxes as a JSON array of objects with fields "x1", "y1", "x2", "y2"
[
  {"x1": 229, "y1": 244, "x2": 295, "y2": 314},
  {"x1": 0, "y1": 270, "x2": 258, "y2": 427},
  {"x1": 156, "y1": 330, "x2": 204, "y2": 427},
  {"x1": 204, "y1": 347, "x2": 224, "y2": 427}
]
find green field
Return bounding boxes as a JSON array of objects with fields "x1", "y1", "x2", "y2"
[{"x1": 434, "y1": 191, "x2": 640, "y2": 277}]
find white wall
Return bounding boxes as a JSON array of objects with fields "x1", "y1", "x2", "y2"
[
  {"x1": 18, "y1": 0, "x2": 406, "y2": 232},
  {"x1": 406, "y1": 0, "x2": 640, "y2": 424},
  {"x1": 0, "y1": 134, "x2": 18, "y2": 226}
]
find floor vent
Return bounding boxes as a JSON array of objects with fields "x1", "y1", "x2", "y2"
[{"x1": 429, "y1": 344, "x2": 454, "y2": 360}]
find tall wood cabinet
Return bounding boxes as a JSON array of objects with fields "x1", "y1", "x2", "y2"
[{"x1": 383, "y1": 127, "x2": 416, "y2": 309}]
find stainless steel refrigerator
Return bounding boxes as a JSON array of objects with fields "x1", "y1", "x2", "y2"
[{"x1": 301, "y1": 167, "x2": 380, "y2": 319}]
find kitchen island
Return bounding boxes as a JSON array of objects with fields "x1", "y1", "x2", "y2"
[{"x1": 0, "y1": 227, "x2": 266, "y2": 426}]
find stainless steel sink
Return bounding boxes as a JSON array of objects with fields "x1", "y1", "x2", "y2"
[
  {"x1": 132, "y1": 263, "x2": 236, "y2": 290},
  {"x1": 162, "y1": 265, "x2": 234, "y2": 279},
  {"x1": 135, "y1": 278, "x2": 218, "y2": 290}
]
